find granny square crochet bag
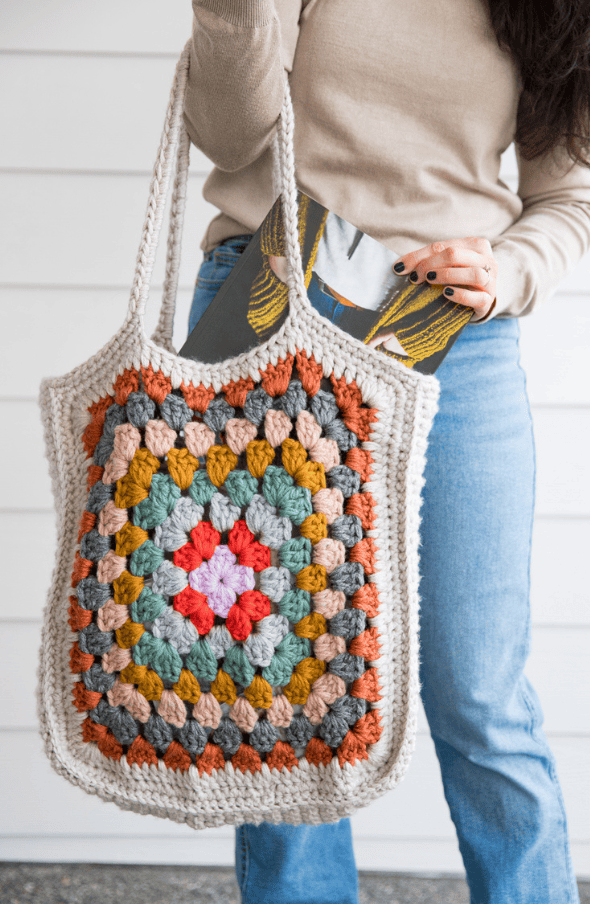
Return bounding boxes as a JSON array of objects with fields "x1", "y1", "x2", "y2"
[{"x1": 37, "y1": 39, "x2": 440, "y2": 828}]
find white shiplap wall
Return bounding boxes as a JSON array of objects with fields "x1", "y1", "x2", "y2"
[{"x1": 1, "y1": 0, "x2": 588, "y2": 875}]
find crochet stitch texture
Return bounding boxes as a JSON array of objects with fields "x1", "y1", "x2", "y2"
[{"x1": 37, "y1": 39, "x2": 440, "y2": 828}]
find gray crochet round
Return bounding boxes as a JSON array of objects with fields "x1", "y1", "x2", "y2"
[
  {"x1": 243, "y1": 387, "x2": 273, "y2": 426},
  {"x1": 160, "y1": 393, "x2": 192, "y2": 431},
  {"x1": 212, "y1": 717, "x2": 242, "y2": 756},
  {"x1": 323, "y1": 419, "x2": 358, "y2": 452},
  {"x1": 243, "y1": 633, "x2": 276, "y2": 668},
  {"x1": 328, "y1": 652, "x2": 366, "y2": 682},
  {"x1": 258, "y1": 614, "x2": 290, "y2": 646},
  {"x1": 89, "y1": 697, "x2": 140, "y2": 746},
  {"x1": 107, "y1": 707, "x2": 140, "y2": 746},
  {"x1": 284, "y1": 713, "x2": 314, "y2": 748},
  {"x1": 76, "y1": 576, "x2": 111, "y2": 611},
  {"x1": 328, "y1": 608, "x2": 367, "y2": 641},
  {"x1": 144, "y1": 713, "x2": 174, "y2": 754},
  {"x1": 126, "y1": 391, "x2": 156, "y2": 428},
  {"x1": 151, "y1": 606, "x2": 198, "y2": 655},
  {"x1": 209, "y1": 493, "x2": 241, "y2": 533},
  {"x1": 318, "y1": 710, "x2": 350, "y2": 748},
  {"x1": 82, "y1": 662, "x2": 116, "y2": 694},
  {"x1": 92, "y1": 433, "x2": 115, "y2": 468},
  {"x1": 154, "y1": 497, "x2": 204, "y2": 552},
  {"x1": 276, "y1": 380, "x2": 308, "y2": 418},
  {"x1": 94, "y1": 405, "x2": 127, "y2": 466},
  {"x1": 326, "y1": 465, "x2": 361, "y2": 497},
  {"x1": 330, "y1": 514, "x2": 363, "y2": 547},
  {"x1": 259, "y1": 566, "x2": 292, "y2": 603},
  {"x1": 104, "y1": 402, "x2": 127, "y2": 432},
  {"x1": 80, "y1": 528, "x2": 111, "y2": 562},
  {"x1": 310, "y1": 390, "x2": 339, "y2": 427},
  {"x1": 176, "y1": 719, "x2": 208, "y2": 757},
  {"x1": 203, "y1": 397, "x2": 236, "y2": 433},
  {"x1": 330, "y1": 694, "x2": 367, "y2": 726},
  {"x1": 88, "y1": 698, "x2": 116, "y2": 727},
  {"x1": 259, "y1": 515, "x2": 293, "y2": 549},
  {"x1": 249, "y1": 719, "x2": 279, "y2": 754},
  {"x1": 86, "y1": 481, "x2": 114, "y2": 515},
  {"x1": 246, "y1": 494, "x2": 277, "y2": 534},
  {"x1": 207, "y1": 625, "x2": 235, "y2": 660},
  {"x1": 78, "y1": 623, "x2": 113, "y2": 656},
  {"x1": 329, "y1": 562, "x2": 366, "y2": 595},
  {"x1": 151, "y1": 560, "x2": 189, "y2": 597}
]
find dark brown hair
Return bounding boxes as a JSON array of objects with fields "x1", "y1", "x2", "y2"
[{"x1": 487, "y1": 0, "x2": 590, "y2": 169}]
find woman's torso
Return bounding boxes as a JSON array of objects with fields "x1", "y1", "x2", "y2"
[{"x1": 200, "y1": 0, "x2": 523, "y2": 262}]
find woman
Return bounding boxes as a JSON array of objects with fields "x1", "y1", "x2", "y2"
[{"x1": 183, "y1": 1, "x2": 590, "y2": 902}]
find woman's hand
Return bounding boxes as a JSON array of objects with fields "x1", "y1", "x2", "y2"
[{"x1": 391, "y1": 237, "x2": 497, "y2": 322}]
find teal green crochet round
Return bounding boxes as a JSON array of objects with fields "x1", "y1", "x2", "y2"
[
  {"x1": 129, "y1": 539, "x2": 164, "y2": 576},
  {"x1": 133, "y1": 473, "x2": 181, "y2": 530},
  {"x1": 279, "y1": 536, "x2": 312, "y2": 573},
  {"x1": 130, "y1": 587, "x2": 167, "y2": 623},
  {"x1": 185, "y1": 638, "x2": 218, "y2": 682},
  {"x1": 188, "y1": 470, "x2": 218, "y2": 506}
]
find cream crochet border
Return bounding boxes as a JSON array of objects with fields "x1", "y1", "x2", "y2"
[{"x1": 37, "y1": 39, "x2": 440, "y2": 828}]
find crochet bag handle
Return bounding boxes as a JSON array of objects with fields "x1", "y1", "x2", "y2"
[{"x1": 126, "y1": 37, "x2": 308, "y2": 351}]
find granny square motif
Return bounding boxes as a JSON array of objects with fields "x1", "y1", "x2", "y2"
[
  {"x1": 71, "y1": 356, "x2": 384, "y2": 776},
  {"x1": 38, "y1": 39, "x2": 440, "y2": 828}
]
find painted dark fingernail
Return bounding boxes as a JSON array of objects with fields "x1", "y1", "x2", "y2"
[
  {"x1": 426, "y1": 271, "x2": 436, "y2": 280},
  {"x1": 444, "y1": 287, "x2": 454, "y2": 296},
  {"x1": 409, "y1": 270, "x2": 418, "y2": 282},
  {"x1": 393, "y1": 261, "x2": 405, "y2": 273}
]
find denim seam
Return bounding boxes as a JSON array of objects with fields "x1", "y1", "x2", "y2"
[
  {"x1": 515, "y1": 326, "x2": 579, "y2": 904},
  {"x1": 238, "y1": 825, "x2": 251, "y2": 901}
]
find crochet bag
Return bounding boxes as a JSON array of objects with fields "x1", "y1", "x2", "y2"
[{"x1": 37, "y1": 39, "x2": 440, "y2": 828}]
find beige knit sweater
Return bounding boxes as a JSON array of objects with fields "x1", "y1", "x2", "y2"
[{"x1": 183, "y1": 0, "x2": 590, "y2": 320}]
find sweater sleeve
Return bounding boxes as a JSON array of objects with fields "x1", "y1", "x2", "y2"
[
  {"x1": 487, "y1": 142, "x2": 590, "y2": 319},
  {"x1": 183, "y1": 0, "x2": 297, "y2": 173}
]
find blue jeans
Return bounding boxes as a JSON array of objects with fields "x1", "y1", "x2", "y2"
[{"x1": 188, "y1": 236, "x2": 579, "y2": 904}]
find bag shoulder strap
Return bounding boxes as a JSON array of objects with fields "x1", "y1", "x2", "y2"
[{"x1": 125, "y1": 38, "x2": 310, "y2": 354}]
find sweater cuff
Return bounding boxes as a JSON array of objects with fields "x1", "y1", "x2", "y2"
[
  {"x1": 192, "y1": 0, "x2": 276, "y2": 27},
  {"x1": 469, "y1": 243, "x2": 527, "y2": 323}
]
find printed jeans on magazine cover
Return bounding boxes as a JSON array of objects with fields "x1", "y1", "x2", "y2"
[{"x1": 187, "y1": 235, "x2": 580, "y2": 904}]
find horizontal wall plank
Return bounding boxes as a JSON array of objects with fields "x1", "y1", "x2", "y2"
[
  {"x1": 3, "y1": 622, "x2": 588, "y2": 733},
  {"x1": 519, "y1": 298, "x2": 590, "y2": 406},
  {"x1": 1, "y1": 731, "x2": 587, "y2": 865},
  {"x1": 0, "y1": 288, "x2": 196, "y2": 398},
  {"x1": 529, "y1": 519, "x2": 590, "y2": 625},
  {"x1": 4, "y1": 515, "x2": 587, "y2": 626},
  {"x1": 0, "y1": 55, "x2": 213, "y2": 173},
  {"x1": 4, "y1": 401, "x2": 589, "y2": 515},
  {"x1": 0, "y1": 173, "x2": 220, "y2": 290},
  {"x1": 4, "y1": 290, "x2": 589, "y2": 404},
  {"x1": 532, "y1": 408, "x2": 590, "y2": 516},
  {"x1": 0, "y1": 2, "x2": 192, "y2": 54}
]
